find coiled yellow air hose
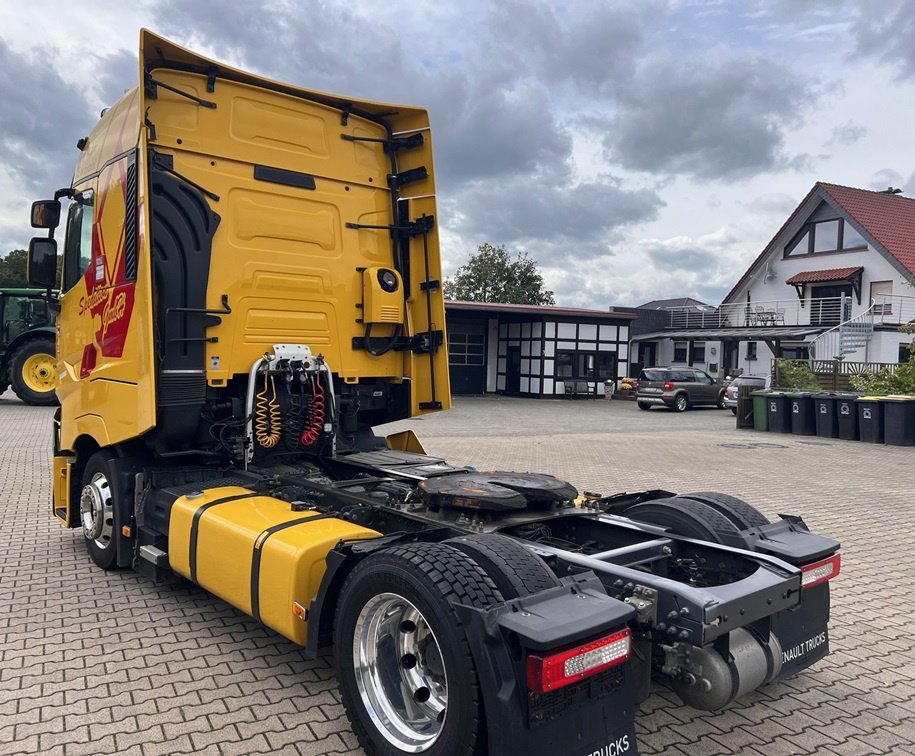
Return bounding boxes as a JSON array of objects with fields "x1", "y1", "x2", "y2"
[{"x1": 254, "y1": 370, "x2": 282, "y2": 448}]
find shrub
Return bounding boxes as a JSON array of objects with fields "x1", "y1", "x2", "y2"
[{"x1": 775, "y1": 359, "x2": 821, "y2": 390}]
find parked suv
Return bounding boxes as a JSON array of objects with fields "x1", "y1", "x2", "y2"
[
  {"x1": 637, "y1": 367, "x2": 725, "y2": 412},
  {"x1": 722, "y1": 373, "x2": 771, "y2": 414}
]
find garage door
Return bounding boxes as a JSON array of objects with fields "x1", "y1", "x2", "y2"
[{"x1": 448, "y1": 321, "x2": 486, "y2": 394}]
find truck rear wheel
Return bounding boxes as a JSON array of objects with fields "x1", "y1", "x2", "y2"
[
  {"x1": 9, "y1": 338, "x2": 57, "y2": 406},
  {"x1": 80, "y1": 453, "x2": 124, "y2": 570},
  {"x1": 335, "y1": 542, "x2": 502, "y2": 756},
  {"x1": 447, "y1": 533, "x2": 560, "y2": 598}
]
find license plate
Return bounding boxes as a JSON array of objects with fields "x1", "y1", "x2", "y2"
[{"x1": 642, "y1": 388, "x2": 661, "y2": 393}]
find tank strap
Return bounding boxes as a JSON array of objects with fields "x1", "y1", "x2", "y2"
[
  {"x1": 250, "y1": 513, "x2": 340, "y2": 622},
  {"x1": 188, "y1": 492, "x2": 260, "y2": 582}
]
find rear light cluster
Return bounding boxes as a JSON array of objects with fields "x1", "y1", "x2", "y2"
[
  {"x1": 663, "y1": 381, "x2": 674, "y2": 391},
  {"x1": 526, "y1": 628, "x2": 631, "y2": 693},
  {"x1": 800, "y1": 554, "x2": 841, "y2": 589}
]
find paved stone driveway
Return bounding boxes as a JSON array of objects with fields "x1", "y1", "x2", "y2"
[{"x1": 1, "y1": 391, "x2": 913, "y2": 755}]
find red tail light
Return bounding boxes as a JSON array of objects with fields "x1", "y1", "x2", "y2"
[
  {"x1": 663, "y1": 381, "x2": 674, "y2": 391},
  {"x1": 800, "y1": 554, "x2": 841, "y2": 589},
  {"x1": 526, "y1": 628, "x2": 631, "y2": 693}
]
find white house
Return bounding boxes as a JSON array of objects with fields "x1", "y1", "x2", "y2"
[{"x1": 632, "y1": 182, "x2": 915, "y2": 378}]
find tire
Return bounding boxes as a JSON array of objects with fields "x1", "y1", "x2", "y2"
[
  {"x1": 9, "y1": 338, "x2": 58, "y2": 406},
  {"x1": 671, "y1": 393, "x2": 688, "y2": 412},
  {"x1": 0, "y1": 383, "x2": 8, "y2": 396},
  {"x1": 79, "y1": 453, "x2": 125, "y2": 570},
  {"x1": 335, "y1": 542, "x2": 502, "y2": 756},
  {"x1": 730, "y1": 408, "x2": 737, "y2": 415},
  {"x1": 624, "y1": 497, "x2": 751, "y2": 549},
  {"x1": 448, "y1": 533, "x2": 560, "y2": 599},
  {"x1": 717, "y1": 392, "x2": 727, "y2": 410},
  {"x1": 676, "y1": 491, "x2": 770, "y2": 530},
  {"x1": 637, "y1": 402, "x2": 652, "y2": 411}
]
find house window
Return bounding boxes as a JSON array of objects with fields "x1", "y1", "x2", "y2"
[
  {"x1": 871, "y1": 281, "x2": 893, "y2": 315},
  {"x1": 812, "y1": 220, "x2": 839, "y2": 253},
  {"x1": 692, "y1": 342, "x2": 706, "y2": 363},
  {"x1": 596, "y1": 352, "x2": 616, "y2": 380},
  {"x1": 673, "y1": 341, "x2": 688, "y2": 363},
  {"x1": 784, "y1": 218, "x2": 868, "y2": 257},
  {"x1": 447, "y1": 333, "x2": 485, "y2": 366},
  {"x1": 900, "y1": 343, "x2": 913, "y2": 364},
  {"x1": 556, "y1": 350, "x2": 601, "y2": 380},
  {"x1": 746, "y1": 341, "x2": 758, "y2": 360}
]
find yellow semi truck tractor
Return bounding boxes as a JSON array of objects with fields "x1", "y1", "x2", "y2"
[{"x1": 28, "y1": 31, "x2": 841, "y2": 756}]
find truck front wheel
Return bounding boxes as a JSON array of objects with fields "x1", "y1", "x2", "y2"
[
  {"x1": 335, "y1": 542, "x2": 501, "y2": 756},
  {"x1": 9, "y1": 338, "x2": 58, "y2": 406},
  {"x1": 80, "y1": 453, "x2": 124, "y2": 570}
]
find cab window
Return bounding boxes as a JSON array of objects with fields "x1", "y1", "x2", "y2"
[{"x1": 62, "y1": 191, "x2": 95, "y2": 291}]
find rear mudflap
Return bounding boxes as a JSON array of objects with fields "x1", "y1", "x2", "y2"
[
  {"x1": 455, "y1": 573, "x2": 640, "y2": 756},
  {"x1": 747, "y1": 515, "x2": 837, "y2": 679},
  {"x1": 772, "y1": 582, "x2": 831, "y2": 679}
]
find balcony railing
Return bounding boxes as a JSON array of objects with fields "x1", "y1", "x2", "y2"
[{"x1": 665, "y1": 294, "x2": 915, "y2": 330}]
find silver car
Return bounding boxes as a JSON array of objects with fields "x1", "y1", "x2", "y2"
[{"x1": 722, "y1": 374, "x2": 771, "y2": 414}]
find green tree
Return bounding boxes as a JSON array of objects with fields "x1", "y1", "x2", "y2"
[
  {"x1": 0, "y1": 249, "x2": 28, "y2": 287},
  {"x1": 444, "y1": 243, "x2": 555, "y2": 305}
]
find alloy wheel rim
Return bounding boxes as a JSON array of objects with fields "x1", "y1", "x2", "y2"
[
  {"x1": 353, "y1": 592, "x2": 448, "y2": 752},
  {"x1": 80, "y1": 472, "x2": 114, "y2": 548}
]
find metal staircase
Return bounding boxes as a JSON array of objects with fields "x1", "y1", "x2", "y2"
[{"x1": 809, "y1": 299, "x2": 875, "y2": 361}]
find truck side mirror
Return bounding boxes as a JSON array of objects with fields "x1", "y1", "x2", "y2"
[
  {"x1": 31, "y1": 200, "x2": 61, "y2": 229},
  {"x1": 28, "y1": 237, "x2": 58, "y2": 289}
]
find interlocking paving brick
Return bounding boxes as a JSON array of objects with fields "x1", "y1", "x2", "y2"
[{"x1": 1, "y1": 392, "x2": 914, "y2": 754}]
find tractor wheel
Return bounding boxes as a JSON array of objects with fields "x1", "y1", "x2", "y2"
[
  {"x1": 335, "y1": 542, "x2": 501, "y2": 756},
  {"x1": 9, "y1": 338, "x2": 57, "y2": 406},
  {"x1": 79, "y1": 453, "x2": 126, "y2": 570},
  {"x1": 448, "y1": 533, "x2": 560, "y2": 598},
  {"x1": 676, "y1": 491, "x2": 770, "y2": 530},
  {"x1": 624, "y1": 497, "x2": 751, "y2": 549}
]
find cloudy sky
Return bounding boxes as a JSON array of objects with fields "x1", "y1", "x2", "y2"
[{"x1": 1, "y1": 0, "x2": 913, "y2": 307}]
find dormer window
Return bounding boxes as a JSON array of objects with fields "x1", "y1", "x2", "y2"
[{"x1": 784, "y1": 218, "x2": 868, "y2": 257}]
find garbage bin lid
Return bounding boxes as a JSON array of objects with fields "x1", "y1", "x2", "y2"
[
  {"x1": 883, "y1": 394, "x2": 915, "y2": 401},
  {"x1": 856, "y1": 395, "x2": 884, "y2": 401}
]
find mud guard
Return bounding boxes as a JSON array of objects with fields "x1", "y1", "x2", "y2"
[{"x1": 455, "y1": 573, "x2": 641, "y2": 756}]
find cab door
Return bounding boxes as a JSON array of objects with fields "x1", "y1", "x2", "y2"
[{"x1": 56, "y1": 184, "x2": 97, "y2": 410}]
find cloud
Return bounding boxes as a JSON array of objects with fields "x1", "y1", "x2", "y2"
[
  {"x1": 603, "y1": 53, "x2": 816, "y2": 181},
  {"x1": 488, "y1": 0, "x2": 662, "y2": 93},
  {"x1": 828, "y1": 121, "x2": 866, "y2": 146},
  {"x1": 868, "y1": 169, "x2": 906, "y2": 193},
  {"x1": 853, "y1": 0, "x2": 915, "y2": 79},
  {"x1": 0, "y1": 39, "x2": 99, "y2": 196},
  {"x1": 644, "y1": 243, "x2": 717, "y2": 271},
  {"x1": 452, "y1": 176, "x2": 663, "y2": 255}
]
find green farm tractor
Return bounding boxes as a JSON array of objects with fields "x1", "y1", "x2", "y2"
[{"x1": 0, "y1": 288, "x2": 57, "y2": 405}]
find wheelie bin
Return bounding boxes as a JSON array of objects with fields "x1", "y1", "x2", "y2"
[
  {"x1": 856, "y1": 396, "x2": 884, "y2": 443},
  {"x1": 882, "y1": 395, "x2": 915, "y2": 446},
  {"x1": 751, "y1": 390, "x2": 769, "y2": 432},
  {"x1": 788, "y1": 392, "x2": 816, "y2": 436},
  {"x1": 813, "y1": 393, "x2": 839, "y2": 438},
  {"x1": 766, "y1": 392, "x2": 791, "y2": 433},
  {"x1": 836, "y1": 393, "x2": 860, "y2": 441}
]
